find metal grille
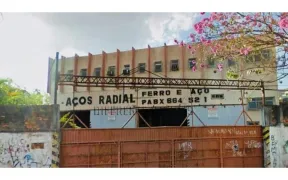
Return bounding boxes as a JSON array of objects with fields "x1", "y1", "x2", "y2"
[
  {"x1": 60, "y1": 126, "x2": 263, "y2": 168},
  {"x1": 58, "y1": 74, "x2": 262, "y2": 89}
]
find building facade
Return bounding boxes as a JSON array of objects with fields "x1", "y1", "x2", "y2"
[{"x1": 47, "y1": 44, "x2": 280, "y2": 128}]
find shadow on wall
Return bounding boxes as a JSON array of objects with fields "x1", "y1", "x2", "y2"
[{"x1": 187, "y1": 106, "x2": 245, "y2": 126}]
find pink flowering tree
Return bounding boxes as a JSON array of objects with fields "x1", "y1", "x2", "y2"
[{"x1": 175, "y1": 12, "x2": 288, "y2": 81}]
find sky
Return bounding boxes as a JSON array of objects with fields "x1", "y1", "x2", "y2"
[
  {"x1": 0, "y1": 12, "x2": 198, "y2": 92},
  {"x1": 0, "y1": 12, "x2": 287, "y2": 93}
]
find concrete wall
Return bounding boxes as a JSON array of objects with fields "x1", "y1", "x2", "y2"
[
  {"x1": 61, "y1": 56, "x2": 74, "y2": 93},
  {"x1": 90, "y1": 109, "x2": 136, "y2": 128},
  {"x1": 268, "y1": 126, "x2": 288, "y2": 168},
  {"x1": 0, "y1": 132, "x2": 56, "y2": 168},
  {"x1": 187, "y1": 106, "x2": 245, "y2": 126}
]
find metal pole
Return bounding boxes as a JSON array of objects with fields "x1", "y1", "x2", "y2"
[
  {"x1": 53, "y1": 52, "x2": 60, "y2": 168},
  {"x1": 53, "y1": 52, "x2": 59, "y2": 105},
  {"x1": 261, "y1": 81, "x2": 265, "y2": 106},
  {"x1": 241, "y1": 90, "x2": 246, "y2": 125}
]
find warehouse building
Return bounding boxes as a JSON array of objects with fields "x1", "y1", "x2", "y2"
[{"x1": 47, "y1": 43, "x2": 280, "y2": 128}]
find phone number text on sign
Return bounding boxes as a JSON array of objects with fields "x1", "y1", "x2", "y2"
[{"x1": 140, "y1": 89, "x2": 209, "y2": 106}]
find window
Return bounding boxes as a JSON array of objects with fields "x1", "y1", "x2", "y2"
[
  {"x1": 228, "y1": 59, "x2": 236, "y2": 67},
  {"x1": 254, "y1": 54, "x2": 261, "y2": 62},
  {"x1": 93, "y1": 67, "x2": 101, "y2": 77},
  {"x1": 170, "y1": 60, "x2": 179, "y2": 71},
  {"x1": 248, "y1": 97, "x2": 274, "y2": 110},
  {"x1": 154, "y1": 61, "x2": 162, "y2": 72},
  {"x1": 107, "y1": 66, "x2": 115, "y2": 76},
  {"x1": 211, "y1": 94, "x2": 224, "y2": 99},
  {"x1": 245, "y1": 50, "x2": 272, "y2": 63},
  {"x1": 207, "y1": 57, "x2": 215, "y2": 67},
  {"x1": 282, "y1": 105, "x2": 288, "y2": 120},
  {"x1": 67, "y1": 70, "x2": 73, "y2": 75},
  {"x1": 262, "y1": 49, "x2": 271, "y2": 60},
  {"x1": 124, "y1": 64, "x2": 130, "y2": 71},
  {"x1": 80, "y1": 68, "x2": 87, "y2": 76},
  {"x1": 188, "y1": 58, "x2": 196, "y2": 69},
  {"x1": 66, "y1": 70, "x2": 73, "y2": 81},
  {"x1": 246, "y1": 55, "x2": 254, "y2": 62},
  {"x1": 138, "y1": 63, "x2": 146, "y2": 73},
  {"x1": 123, "y1": 64, "x2": 130, "y2": 75}
]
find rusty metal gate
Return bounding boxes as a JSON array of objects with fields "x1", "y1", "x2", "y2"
[{"x1": 60, "y1": 126, "x2": 263, "y2": 168}]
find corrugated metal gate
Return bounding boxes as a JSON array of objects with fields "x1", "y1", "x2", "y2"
[{"x1": 60, "y1": 126, "x2": 263, "y2": 168}]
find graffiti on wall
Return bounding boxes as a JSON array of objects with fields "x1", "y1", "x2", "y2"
[
  {"x1": 0, "y1": 133, "x2": 52, "y2": 168},
  {"x1": 208, "y1": 128, "x2": 257, "y2": 136},
  {"x1": 178, "y1": 141, "x2": 193, "y2": 160},
  {"x1": 225, "y1": 140, "x2": 246, "y2": 157},
  {"x1": 224, "y1": 139, "x2": 261, "y2": 157},
  {"x1": 283, "y1": 140, "x2": 288, "y2": 168},
  {"x1": 245, "y1": 140, "x2": 262, "y2": 149},
  {"x1": 271, "y1": 135, "x2": 279, "y2": 168},
  {"x1": 269, "y1": 127, "x2": 288, "y2": 168}
]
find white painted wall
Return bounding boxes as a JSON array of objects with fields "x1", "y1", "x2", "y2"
[
  {"x1": 57, "y1": 88, "x2": 246, "y2": 111},
  {"x1": 269, "y1": 126, "x2": 288, "y2": 168},
  {"x1": 0, "y1": 132, "x2": 53, "y2": 168}
]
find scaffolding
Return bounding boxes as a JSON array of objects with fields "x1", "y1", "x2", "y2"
[
  {"x1": 58, "y1": 75, "x2": 263, "y2": 90},
  {"x1": 58, "y1": 73, "x2": 266, "y2": 128}
]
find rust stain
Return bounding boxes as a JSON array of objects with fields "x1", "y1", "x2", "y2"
[
  {"x1": 73, "y1": 54, "x2": 79, "y2": 92},
  {"x1": 116, "y1": 49, "x2": 120, "y2": 89},
  {"x1": 101, "y1": 51, "x2": 106, "y2": 90},
  {"x1": 164, "y1": 43, "x2": 167, "y2": 77},
  {"x1": 60, "y1": 126, "x2": 263, "y2": 168},
  {"x1": 87, "y1": 53, "x2": 92, "y2": 92},
  {"x1": 132, "y1": 47, "x2": 135, "y2": 78},
  {"x1": 148, "y1": 45, "x2": 151, "y2": 79}
]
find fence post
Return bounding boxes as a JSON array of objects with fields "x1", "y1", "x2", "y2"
[
  {"x1": 88, "y1": 144, "x2": 91, "y2": 168},
  {"x1": 172, "y1": 140, "x2": 175, "y2": 167},
  {"x1": 118, "y1": 141, "x2": 121, "y2": 168},
  {"x1": 220, "y1": 138, "x2": 223, "y2": 168}
]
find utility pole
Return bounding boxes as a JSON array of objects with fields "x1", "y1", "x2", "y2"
[{"x1": 53, "y1": 52, "x2": 59, "y2": 105}]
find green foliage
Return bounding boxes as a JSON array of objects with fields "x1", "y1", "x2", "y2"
[
  {"x1": 226, "y1": 70, "x2": 239, "y2": 80},
  {"x1": 0, "y1": 78, "x2": 80, "y2": 129},
  {"x1": 0, "y1": 78, "x2": 50, "y2": 105},
  {"x1": 60, "y1": 113, "x2": 80, "y2": 129}
]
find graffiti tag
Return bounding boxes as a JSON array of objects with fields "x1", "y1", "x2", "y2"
[
  {"x1": 245, "y1": 140, "x2": 262, "y2": 149},
  {"x1": 208, "y1": 128, "x2": 257, "y2": 136},
  {"x1": 271, "y1": 135, "x2": 278, "y2": 168},
  {"x1": 179, "y1": 142, "x2": 193, "y2": 160},
  {"x1": 225, "y1": 140, "x2": 246, "y2": 157}
]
